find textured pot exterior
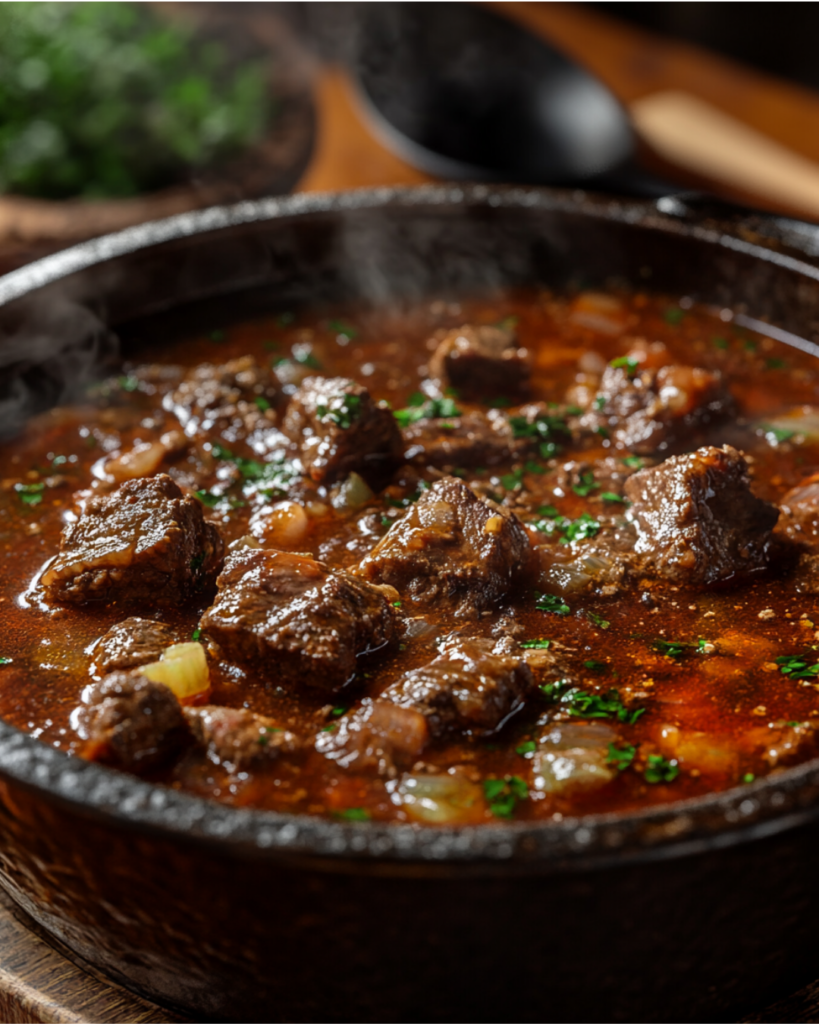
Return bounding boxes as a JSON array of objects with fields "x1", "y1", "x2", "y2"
[{"x1": 2, "y1": 186, "x2": 819, "y2": 1021}]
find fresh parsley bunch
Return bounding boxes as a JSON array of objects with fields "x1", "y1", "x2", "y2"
[{"x1": 0, "y1": 2, "x2": 271, "y2": 198}]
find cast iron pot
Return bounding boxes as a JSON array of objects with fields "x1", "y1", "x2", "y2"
[{"x1": 1, "y1": 186, "x2": 819, "y2": 1024}]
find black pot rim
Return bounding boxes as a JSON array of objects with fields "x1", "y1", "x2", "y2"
[{"x1": 4, "y1": 182, "x2": 819, "y2": 874}]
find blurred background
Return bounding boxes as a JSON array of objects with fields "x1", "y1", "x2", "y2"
[{"x1": 0, "y1": 1, "x2": 818, "y2": 269}]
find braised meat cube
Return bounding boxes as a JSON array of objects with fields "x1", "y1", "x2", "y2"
[
  {"x1": 315, "y1": 699, "x2": 429, "y2": 776},
  {"x1": 165, "y1": 356, "x2": 281, "y2": 449},
  {"x1": 200, "y1": 549, "x2": 397, "y2": 692},
  {"x1": 429, "y1": 323, "x2": 530, "y2": 398},
  {"x1": 282, "y1": 376, "x2": 402, "y2": 485},
  {"x1": 184, "y1": 705, "x2": 300, "y2": 771},
  {"x1": 402, "y1": 410, "x2": 529, "y2": 468},
  {"x1": 624, "y1": 445, "x2": 778, "y2": 584},
  {"x1": 42, "y1": 474, "x2": 224, "y2": 607},
  {"x1": 356, "y1": 477, "x2": 532, "y2": 618},
  {"x1": 93, "y1": 617, "x2": 177, "y2": 675},
  {"x1": 380, "y1": 635, "x2": 535, "y2": 738},
  {"x1": 75, "y1": 672, "x2": 190, "y2": 770},
  {"x1": 580, "y1": 361, "x2": 731, "y2": 453},
  {"x1": 777, "y1": 473, "x2": 819, "y2": 548}
]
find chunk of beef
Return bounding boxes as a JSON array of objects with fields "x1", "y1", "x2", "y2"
[
  {"x1": 200, "y1": 548, "x2": 397, "y2": 692},
  {"x1": 777, "y1": 473, "x2": 819, "y2": 548},
  {"x1": 579, "y1": 362, "x2": 731, "y2": 453},
  {"x1": 380, "y1": 635, "x2": 535, "y2": 737},
  {"x1": 93, "y1": 617, "x2": 177, "y2": 675},
  {"x1": 315, "y1": 699, "x2": 429, "y2": 776},
  {"x1": 42, "y1": 474, "x2": 224, "y2": 607},
  {"x1": 429, "y1": 323, "x2": 530, "y2": 398},
  {"x1": 184, "y1": 705, "x2": 300, "y2": 771},
  {"x1": 402, "y1": 410, "x2": 529, "y2": 469},
  {"x1": 74, "y1": 672, "x2": 190, "y2": 770},
  {"x1": 624, "y1": 445, "x2": 778, "y2": 584},
  {"x1": 165, "y1": 356, "x2": 280, "y2": 444},
  {"x1": 282, "y1": 376, "x2": 402, "y2": 485},
  {"x1": 356, "y1": 477, "x2": 532, "y2": 618}
]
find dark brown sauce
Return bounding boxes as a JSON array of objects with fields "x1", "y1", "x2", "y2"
[{"x1": 2, "y1": 286, "x2": 819, "y2": 825}]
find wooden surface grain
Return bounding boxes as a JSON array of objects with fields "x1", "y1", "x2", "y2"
[{"x1": 3, "y1": 4, "x2": 819, "y2": 1022}]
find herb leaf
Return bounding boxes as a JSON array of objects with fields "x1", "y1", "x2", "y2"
[
  {"x1": 607, "y1": 743, "x2": 636, "y2": 771},
  {"x1": 540, "y1": 683, "x2": 644, "y2": 724},
  {"x1": 334, "y1": 807, "x2": 371, "y2": 821},
  {"x1": 572, "y1": 472, "x2": 599, "y2": 498},
  {"x1": 483, "y1": 775, "x2": 528, "y2": 818},
  {"x1": 393, "y1": 396, "x2": 462, "y2": 428},
  {"x1": 520, "y1": 639, "x2": 551, "y2": 650},
  {"x1": 587, "y1": 611, "x2": 610, "y2": 630},
  {"x1": 535, "y1": 592, "x2": 570, "y2": 616},
  {"x1": 644, "y1": 754, "x2": 679, "y2": 784},
  {"x1": 316, "y1": 393, "x2": 362, "y2": 430},
  {"x1": 775, "y1": 652, "x2": 819, "y2": 680}
]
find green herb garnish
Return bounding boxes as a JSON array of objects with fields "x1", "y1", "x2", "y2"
[
  {"x1": 520, "y1": 639, "x2": 551, "y2": 650},
  {"x1": 486, "y1": 395, "x2": 512, "y2": 408},
  {"x1": 483, "y1": 775, "x2": 528, "y2": 819},
  {"x1": 15, "y1": 482, "x2": 45, "y2": 506},
  {"x1": 194, "y1": 490, "x2": 221, "y2": 508},
  {"x1": 328, "y1": 319, "x2": 358, "y2": 340},
  {"x1": 712, "y1": 335, "x2": 728, "y2": 349},
  {"x1": 539, "y1": 683, "x2": 644, "y2": 724},
  {"x1": 0, "y1": 657, "x2": 11, "y2": 666},
  {"x1": 766, "y1": 357, "x2": 786, "y2": 370},
  {"x1": 294, "y1": 350, "x2": 321, "y2": 369},
  {"x1": 644, "y1": 755, "x2": 679, "y2": 784},
  {"x1": 601, "y1": 491, "x2": 626, "y2": 503},
  {"x1": 316, "y1": 393, "x2": 362, "y2": 430},
  {"x1": 191, "y1": 628, "x2": 202, "y2": 642},
  {"x1": 584, "y1": 660, "x2": 607, "y2": 672},
  {"x1": 254, "y1": 396, "x2": 271, "y2": 411},
  {"x1": 775, "y1": 652, "x2": 819, "y2": 680},
  {"x1": 515, "y1": 741, "x2": 537, "y2": 756},
  {"x1": 760, "y1": 424, "x2": 796, "y2": 443},
  {"x1": 587, "y1": 611, "x2": 610, "y2": 630},
  {"x1": 572, "y1": 471, "x2": 599, "y2": 498},
  {"x1": 393, "y1": 396, "x2": 462, "y2": 428},
  {"x1": 509, "y1": 412, "x2": 571, "y2": 459},
  {"x1": 607, "y1": 743, "x2": 636, "y2": 771},
  {"x1": 117, "y1": 375, "x2": 139, "y2": 392},
  {"x1": 622, "y1": 455, "x2": 643, "y2": 469},
  {"x1": 610, "y1": 355, "x2": 639, "y2": 374},
  {"x1": 663, "y1": 307, "x2": 685, "y2": 325},
  {"x1": 652, "y1": 638, "x2": 709, "y2": 659},
  {"x1": 334, "y1": 807, "x2": 371, "y2": 821},
  {"x1": 743, "y1": 772, "x2": 756, "y2": 784},
  {"x1": 535, "y1": 592, "x2": 570, "y2": 616}
]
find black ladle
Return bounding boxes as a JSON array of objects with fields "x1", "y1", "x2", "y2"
[{"x1": 350, "y1": 2, "x2": 714, "y2": 199}]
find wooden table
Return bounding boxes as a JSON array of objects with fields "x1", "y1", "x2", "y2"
[{"x1": 3, "y1": 4, "x2": 819, "y2": 1021}]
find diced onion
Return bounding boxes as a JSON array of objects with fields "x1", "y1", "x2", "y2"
[
  {"x1": 104, "y1": 441, "x2": 166, "y2": 482},
  {"x1": 250, "y1": 501, "x2": 309, "y2": 547},
  {"x1": 331, "y1": 473, "x2": 374, "y2": 511},
  {"x1": 397, "y1": 771, "x2": 484, "y2": 824},
  {"x1": 142, "y1": 642, "x2": 209, "y2": 702}
]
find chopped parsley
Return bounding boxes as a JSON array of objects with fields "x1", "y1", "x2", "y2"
[
  {"x1": 594, "y1": 395, "x2": 606, "y2": 411},
  {"x1": 712, "y1": 335, "x2": 728, "y2": 350},
  {"x1": 622, "y1": 455, "x2": 644, "y2": 469},
  {"x1": 486, "y1": 395, "x2": 511, "y2": 408},
  {"x1": 644, "y1": 755, "x2": 679, "y2": 784},
  {"x1": 535, "y1": 592, "x2": 570, "y2": 616},
  {"x1": 393, "y1": 395, "x2": 462, "y2": 428},
  {"x1": 380, "y1": 516, "x2": 392, "y2": 527},
  {"x1": 601, "y1": 491, "x2": 627, "y2": 504},
  {"x1": 294, "y1": 350, "x2": 321, "y2": 369},
  {"x1": 766, "y1": 357, "x2": 786, "y2": 370},
  {"x1": 15, "y1": 482, "x2": 45, "y2": 506},
  {"x1": 520, "y1": 639, "x2": 551, "y2": 649},
  {"x1": 210, "y1": 444, "x2": 299, "y2": 496},
  {"x1": 0, "y1": 657, "x2": 11, "y2": 666},
  {"x1": 586, "y1": 611, "x2": 610, "y2": 630},
  {"x1": 316, "y1": 393, "x2": 362, "y2": 430},
  {"x1": 194, "y1": 490, "x2": 222, "y2": 508},
  {"x1": 610, "y1": 355, "x2": 639, "y2": 375},
  {"x1": 334, "y1": 807, "x2": 371, "y2": 821},
  {"x1": 663, "y1": 307, "x2": 685, "y2": 325},
  {"x1": 572, "y1": 472, "x2": 599, "y2": 498},
  {"x1": 254, "y1": 396, "x2": 271, "y2": 411},
  {"x1": 328, "y1": 319, "x2": 358, "y2": 340},
  {"x1": 653, "y1": 638, "x2": 708, "y2": 659},
  {"x1": 760, "y1": 424, "x2": 796, "y2": 443},
  {"x1": 532, "y1": 510, "x2": 600, "y2": 544},
  {"x1": 775, "y1": 652, "x2": 819, "y2": 680},
  {"x1": 743, "y1": 772, "x2": 756, "y2": 784},
  {"x1": 499, "y1": 468, "x2": 524, "y2": 491},
  {"x1": 515, "y1": 740, "x2": 537, "y2": 756},
  {"x1": 117, "y1": 374, "x2": 140, "y2": 391},
  {"x1": 539, "y1": 681, "x2": 644, "y2": 724},
  {"x1": 509, "y1": 412, "x2": 571, "y2": 459},
  {"x1": 607, "y1": 743, "x2": 636, "y2": 771},
  {"x1": 191, "y1": 628, "x2": 202, "y2": 642},
  {"x1": 584, "y1": 660, "x2": 607, "y2": 672},
  {"x1": 483, "y1": 775, "x2": 528, "y2": 819},
  {"x1": 330, "y1": 707, "x2": 346, "y2": 717}
]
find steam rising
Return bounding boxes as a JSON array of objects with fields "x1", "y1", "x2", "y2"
[{"x1": 0, "y1": 298, "x2": 118, "y2": 439}]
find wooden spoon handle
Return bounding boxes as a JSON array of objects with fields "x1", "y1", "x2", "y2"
[{"x1": 631, "y1": 90, "x2": 819, "y2": 221}]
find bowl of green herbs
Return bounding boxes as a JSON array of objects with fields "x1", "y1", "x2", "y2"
[{"x1": 0, "y1": 2, "x2": 313, "y2": 248}]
